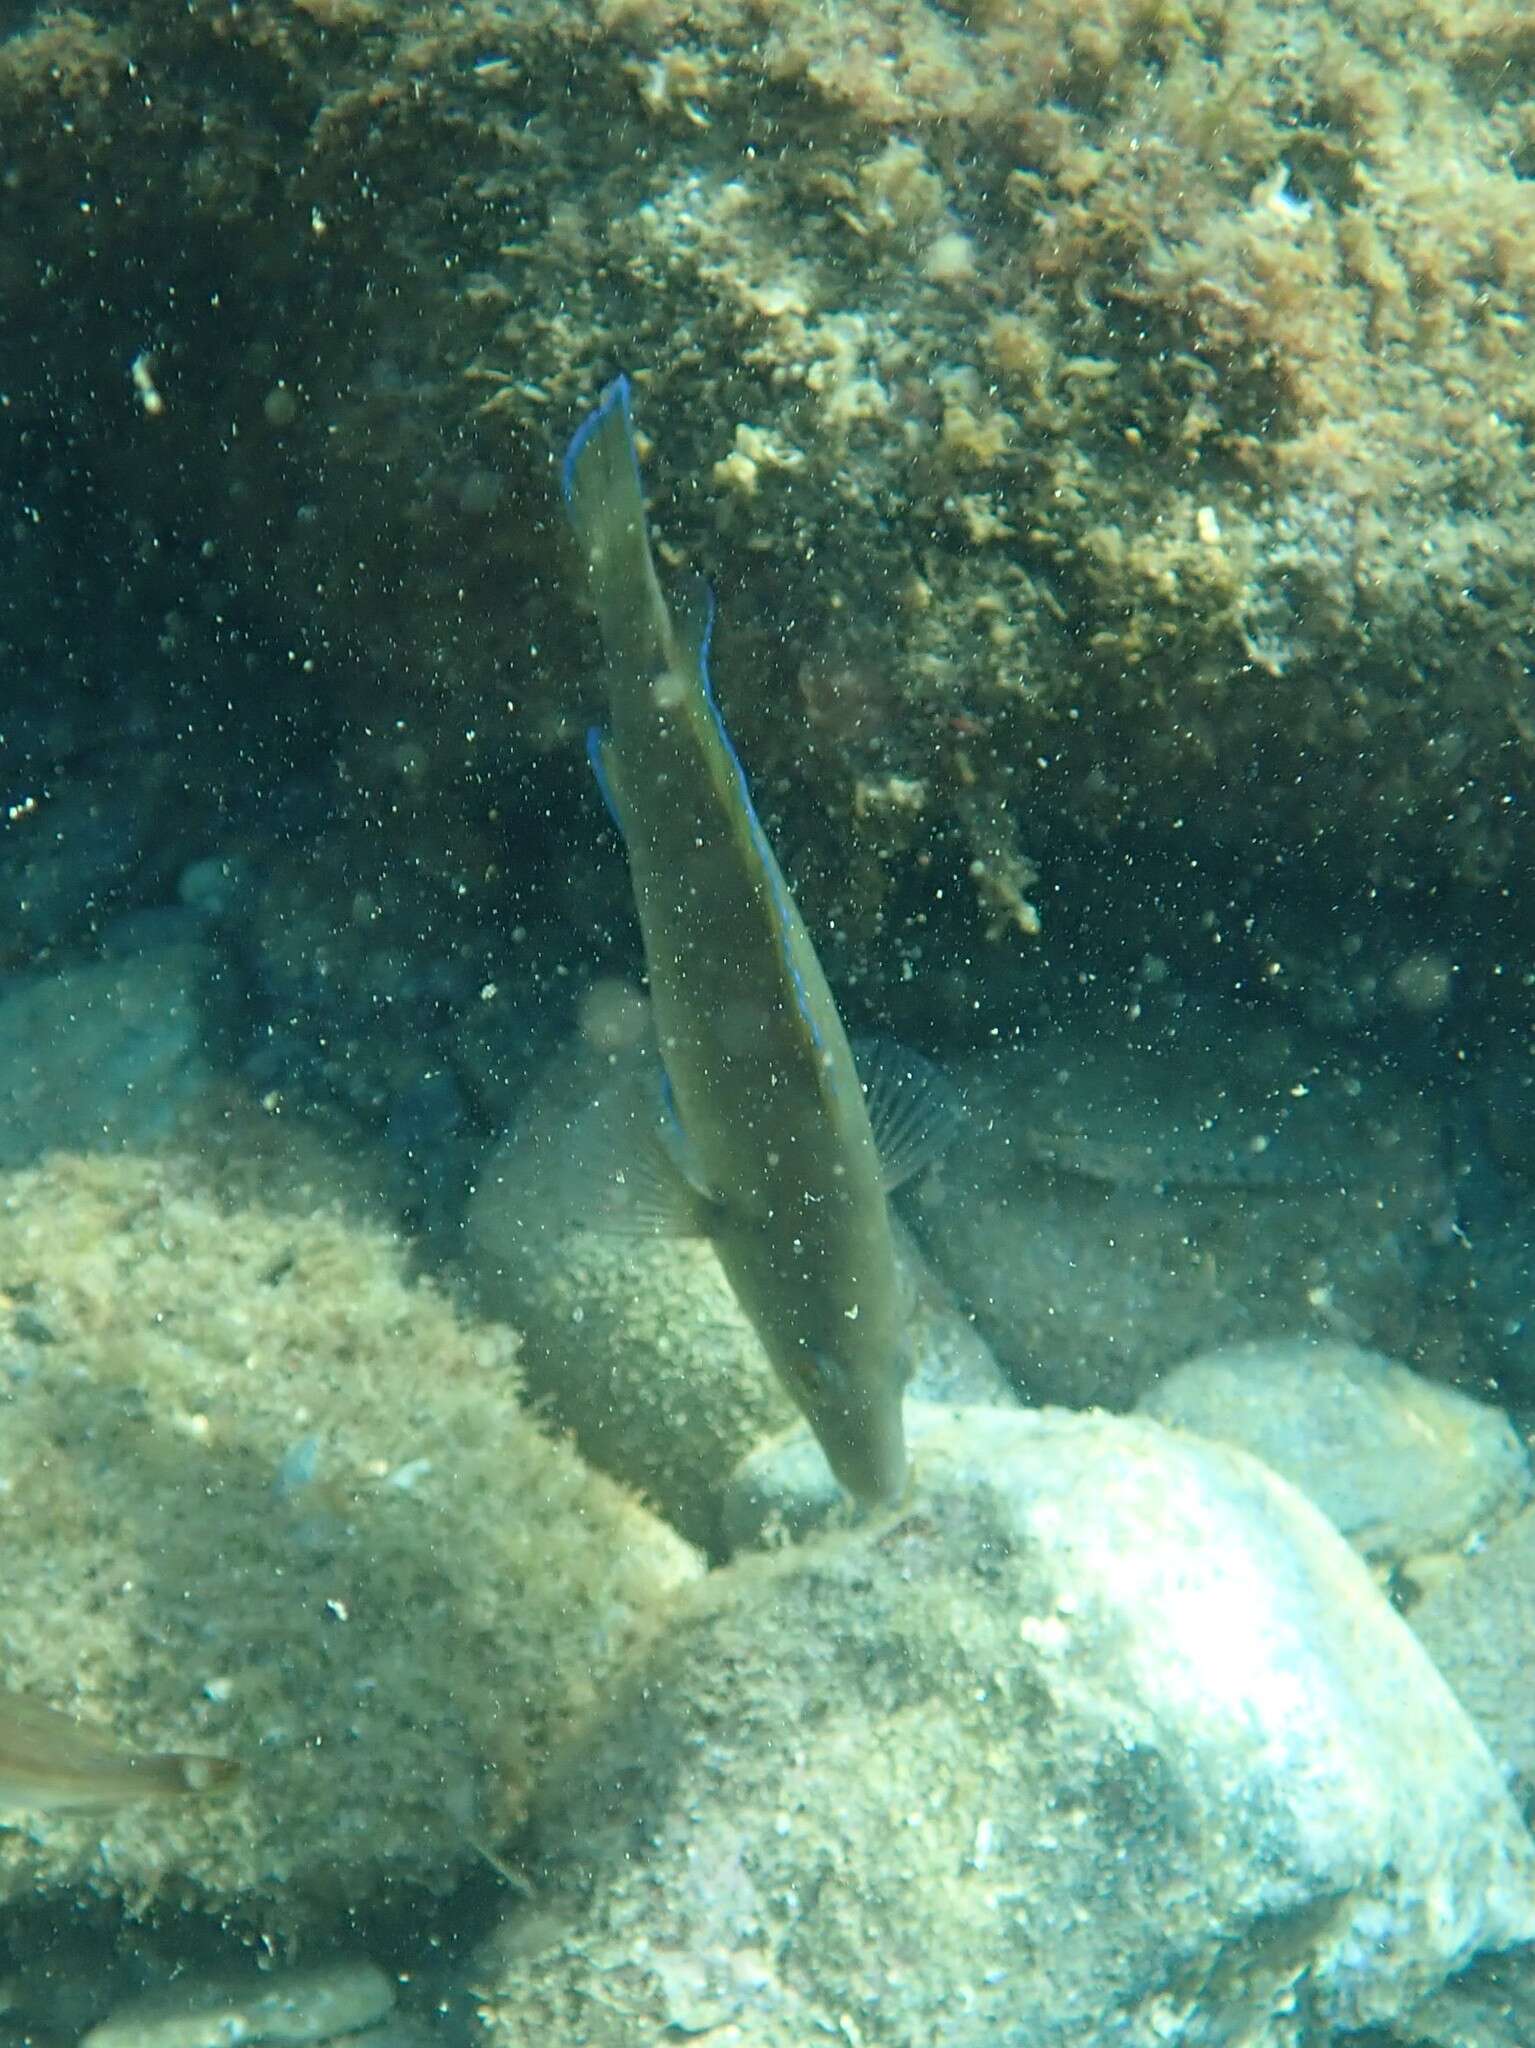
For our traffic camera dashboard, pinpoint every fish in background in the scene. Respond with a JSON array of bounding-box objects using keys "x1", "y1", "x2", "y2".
[
  {"x1": 560, "y1": 375, "x2": 956, "y2": 1504},
  {"x1": 0, "y1": 1688, "x2": 238, "y2": 1815}
]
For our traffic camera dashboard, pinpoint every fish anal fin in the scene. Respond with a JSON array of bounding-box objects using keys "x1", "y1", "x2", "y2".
[{"x1": 853, "y1": 1038, "x2": 963, "y2": 1192}]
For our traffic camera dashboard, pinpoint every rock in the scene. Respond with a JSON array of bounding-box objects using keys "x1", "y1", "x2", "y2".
[
  {"x1": 0, "y1": 1150, "x2": 701, "y2": 1940},
  {"x1": 1369, "y1": 1947, "x2": 1535, "y2": 2048},
  {"x1": 0, "y1": 945, "x2": 213, "y2": 1167},
  {"x1": 722, "y1": 1390, "x2": 998, "y2": 1552},
  {"x1": 901, "y1": 1250, "x2": 1011, "y2": 1406},
  {"x1": 465, "y1": 1037, "x2": 1005, "y2": 1552},
  {"x1": 1137, "y1": 1337, "x2": 1530, "y2": 1568},
  {"x1": 475, "y1": 1406, "x2": 1535, "y2": 2048},
  {"x1": 1409, "y1": 1502, "x2": 1535, "y2": 1817},
  {"x1": 82, "y1": 1960, "x2": 393, "y2": 2048},
  {"x1": 913, "y1": 1007, "x2": 1448, "y2": 1409},
  {"x1": 464, "y1": 1038, "x2": 799, "y2": 1554}
]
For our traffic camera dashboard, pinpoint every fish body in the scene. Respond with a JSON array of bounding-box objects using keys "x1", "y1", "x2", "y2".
[
  {"x1": 0, "y1": 1689, "x2": 238, "y2": 1814},
  {"x1": 561, "y1": 376, "x2": 909, "y2": 1502}
]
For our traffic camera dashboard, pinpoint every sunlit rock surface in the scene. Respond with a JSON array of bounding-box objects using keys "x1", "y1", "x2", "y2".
[
  {"x1": 1139, "y1": 1336, "x2": 1531, "y2": 1571},
  {"x1": 476, "y1": 1407, "x2": 1535, "y2": 2048}
]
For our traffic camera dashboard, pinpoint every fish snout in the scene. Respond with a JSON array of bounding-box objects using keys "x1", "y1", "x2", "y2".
[{"x1": 806, "y1": 1353, "x2": 908, "y2": 1505}]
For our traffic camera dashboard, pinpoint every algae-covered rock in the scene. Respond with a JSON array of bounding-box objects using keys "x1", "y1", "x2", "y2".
[
  {"x1": 465, "y1": 1040, "x2": 800, "y2": 1552},
  {"x1": 1139, "y1": 1337, "x2": 1531, "y2": 1571},
  {"x1": 1370, "y1": 1948, "x2": 1535, "y2": 2048},
  {"x1": 0, "y1": 1149, "x2": 700, "y2": 1937},
  {"x1": 466, "y1": 1036, "x2": 1004, "y2": 1552},
  {"x1": 7, "y1": 0, "x2": 1535, "y2": 1108},
  {"x1": 475, "y1": 1406, "x2": 1535, "y2": 2048}
]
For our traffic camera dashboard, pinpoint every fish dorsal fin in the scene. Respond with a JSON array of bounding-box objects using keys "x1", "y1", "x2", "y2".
[
  {"x1": 673, "y1": 575, "x2": 717, "y2": 680},
  {"x1": 854, "y1": 1039, "x2": 963, "y2": 1191}
]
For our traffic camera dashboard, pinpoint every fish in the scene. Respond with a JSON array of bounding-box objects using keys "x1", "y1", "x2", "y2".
[
  {"x1": 561, "y1": 375, "x2": 955, "y2": 1503},
  {"x1": 0, "y1": 1688, "x2": 239, "y2": 1814}
]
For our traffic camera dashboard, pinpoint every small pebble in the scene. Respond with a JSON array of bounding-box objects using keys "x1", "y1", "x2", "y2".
[{"x1": 82, "y1": 1959, "x2": 394, "y2": 2048}]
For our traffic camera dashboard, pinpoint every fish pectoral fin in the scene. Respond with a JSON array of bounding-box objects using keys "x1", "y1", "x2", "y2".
[
  {"x1": 534, "y1": 1071, "x2": 714, "y2": 1239},
  {"x1": 853, "y1": 1038, "x2": 964, "y2": 1191},
  {"x1": 609, "y1": 1109, "x2": 715, "y2": 1236}
]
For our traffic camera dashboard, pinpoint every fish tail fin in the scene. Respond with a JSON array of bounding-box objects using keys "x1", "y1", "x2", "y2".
[
  {"x1": 562, "y1": 376, "x2": 672, "y2": 669},
  {"x1": 0, "y1": 1688, "x2": 242, "y2": 1810},
  {"x1": 561, "y1": 376, "x2": 641, "y2": 548}
]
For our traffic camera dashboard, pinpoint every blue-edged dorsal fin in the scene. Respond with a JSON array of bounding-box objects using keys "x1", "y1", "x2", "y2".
[
  {"x1": 854, "y1": 1038, "x2": 964, "y2": 1191},
  {"x1": 673, "y1": 575, "x2": 717, "y2": 686}
]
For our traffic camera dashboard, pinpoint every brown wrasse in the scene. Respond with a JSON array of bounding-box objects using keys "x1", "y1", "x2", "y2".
[{"x1": 561, "y1": 378, "x2": 958, "y2": 1502}]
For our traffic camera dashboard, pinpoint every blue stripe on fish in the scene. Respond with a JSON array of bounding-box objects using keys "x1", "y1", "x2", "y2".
[{"x1": 687, "y1": 584, "x2": 827, "y2": 1054}]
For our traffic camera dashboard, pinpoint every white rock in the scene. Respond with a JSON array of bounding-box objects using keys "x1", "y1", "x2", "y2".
[
  {"x1": 477, "y1": 1405, "x2": 1535, "y2": 2048},
  {"x1": 83, "y1": 1961, "x2": 393, "y2": 2048},
  {"x1": 1138, "y1": 1337, "x2": 1530, "y2": 1566}
]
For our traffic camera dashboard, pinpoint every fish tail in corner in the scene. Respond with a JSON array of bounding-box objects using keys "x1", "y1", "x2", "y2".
[
  {"x1": 0, "y1": 1685, "x2": 241, "y2": 1813},
  {"x1": 122, "y1": 1749, "x2": 242, "y2": 1799},
  {"x1": 561, "y1": 375, "x2": 673, "y2": 673}
]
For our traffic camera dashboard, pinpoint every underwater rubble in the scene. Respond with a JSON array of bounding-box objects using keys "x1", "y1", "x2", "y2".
[{"x1": 0, "y1": 984, "x2": 1530, "y2": 2041}]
